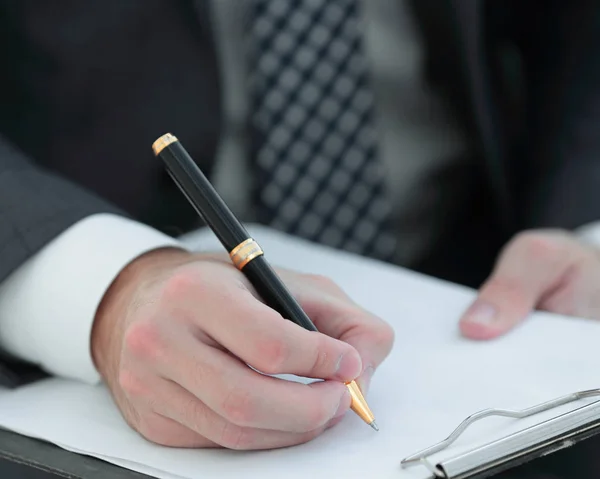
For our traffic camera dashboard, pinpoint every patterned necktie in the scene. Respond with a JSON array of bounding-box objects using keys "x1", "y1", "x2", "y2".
[{"x1": 248, "y1": 0, "x2": 397, "y2": 260}]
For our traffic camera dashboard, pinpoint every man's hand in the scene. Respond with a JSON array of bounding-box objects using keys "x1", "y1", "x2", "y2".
[
  {"x1": 91, "y1": 249, "x2": 393, "y2": 450},
  {"x1": 460, "y1": 229, "x2": 600, "y2": 339}
]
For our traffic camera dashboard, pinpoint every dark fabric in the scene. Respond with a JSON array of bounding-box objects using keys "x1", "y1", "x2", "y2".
[
  {"x1": 514, "y1": 1, "x2": 600, "y2": 231},
  {"x1": 0, "y1": 0, "x2": 223, "y2": 264},
  {"x1": 0, "y1": 0, "x2": 223, "y2": 385},
  {"x1": 0, "y1": 139, "x2": 121, "y2": 283},
  {"x1": 0, "y1": 0, "x2": 598, "y2": 288},
  {"x1": 408, "y1": 0, "x2": 511, "y2": 286},
  {"x1": 407, "y1": 0, "x2": 600, "y2": 287},
  {"x1": 0, "y1": 0, "x2": 596, "y2": 358}
]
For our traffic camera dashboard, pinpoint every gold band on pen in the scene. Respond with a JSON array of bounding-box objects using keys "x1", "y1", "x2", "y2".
[
  {"x1": 229, "y1": 238, "x2": 264, "y2": 270},
  {"x1": 152, "y1": 133, "x2": 179, "y2": 156}
]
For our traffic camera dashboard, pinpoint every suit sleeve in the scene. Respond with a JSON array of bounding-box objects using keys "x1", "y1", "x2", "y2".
[
  {"x1": 517, "y1": 1, "x2": 600, "y2": 229},
  {"x1": 0, "y1": 138, "x2": 184, "y2": 384},
  {"x1": 0, "y1": 138, "x2": 123, "y2": 281}
]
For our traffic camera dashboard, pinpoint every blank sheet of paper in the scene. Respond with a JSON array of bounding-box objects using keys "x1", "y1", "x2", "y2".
[{"x1": 0, "y1": 224, "x2": 599, "y2": 479}]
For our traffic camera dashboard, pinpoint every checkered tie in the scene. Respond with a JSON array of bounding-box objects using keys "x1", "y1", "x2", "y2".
[{"x1": 248, "y1": 0, "x2": 397, "y2": 259}]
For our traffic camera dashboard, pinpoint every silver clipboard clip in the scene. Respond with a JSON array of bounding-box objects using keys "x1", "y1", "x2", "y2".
[{"x1": 400, "y1": 389, "x2": 600, "y2": 479}]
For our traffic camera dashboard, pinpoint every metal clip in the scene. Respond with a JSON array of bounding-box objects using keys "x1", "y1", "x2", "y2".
[{"x1": 401, "y1": 389, "x2": 600, "y2": 476}]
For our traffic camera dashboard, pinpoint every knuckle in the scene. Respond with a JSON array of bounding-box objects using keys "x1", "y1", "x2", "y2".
[
  {"x1": 309, "y1": 337, "x2": 331, "y2": 375},
  {"x1": 181, "y1": 398, "x2": 208, "y2": 431},
  {"x1": 484, "y1": 274, "x2": 519, "y2": 295},
  {"x1": 118, "y1": 369, "x2": 149, "y2": 398},
  {"x1": 253, "y1": 336, "x2": 290, "y2": 374},
  {"x1": 220, "y1": 387, "x2": 258, "y2": 426},
  {"x1": 161, "y1": 268, "x2": 203, "y2": 302},
  {"x1": 123, "y1": 320, "x2": 164, "y2": 361},
  {"x1": 189, "y1": 357, "x2": 213, "y2": 393},
  {"x1": 483, "y1": 275, "x2": 529, "y2": 303},
  {"x1": 510, "y1": 230, "x2": 563, "y2": 261},
  {"x1": 218, "y1": 422, "x2": 253, "y2": 450},
  {"x1": 304, "y1": 273, "x2": 339, "y2": 292}
]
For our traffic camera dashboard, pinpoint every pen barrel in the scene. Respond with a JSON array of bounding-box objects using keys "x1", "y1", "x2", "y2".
[
  {"x1": 153, "y1": 134, "x2": 376, "y2": 429},
  {"x1": 157, "y1": 141, "x2": 250, "y2": 251},
  {"x1": 243, "y1": 256, "x2": 318, "y2": 332},
  {"x1": 154, "y1": 135, "x2": 317, "y2": 332}
]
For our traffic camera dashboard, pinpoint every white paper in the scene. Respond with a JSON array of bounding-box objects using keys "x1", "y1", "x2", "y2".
[{"x1": 0, "y1": 224, "x2": 599, "y2": 479}]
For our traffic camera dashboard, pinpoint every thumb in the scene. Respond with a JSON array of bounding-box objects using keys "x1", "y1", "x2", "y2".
[{"x1": 459, "y1": 231, "x2": 577, "y2": 340}]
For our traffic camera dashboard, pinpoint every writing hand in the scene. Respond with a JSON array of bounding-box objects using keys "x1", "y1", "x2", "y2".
[{"x1": 91, "y1": 249, "x2": 393, "y2": 449}]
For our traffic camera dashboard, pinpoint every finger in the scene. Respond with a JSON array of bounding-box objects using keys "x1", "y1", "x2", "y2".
[
  {"x1": 152, "y1": 378, "x2": 340, "y2": 450},
  {"x1": 146, "y1": 328, "x2": 352, "y2": 433},
  {"x1": 157, "y1": 261, "x2": 363, "y2": 381},
  {"x1": 198, "y1": 285, "x2": 362, "y2": 381},
  {"x1": 137, "y1": 413, "x2": 217, "y2": 448},
  {"x1": 538, "y1": 258, "x2": 600, "y2": 320},
  {"x1": 115, "y1": 368, "x2": 216, "y2": 448},
  {"x1": 460, "y1": 231, "x2": 585, "y2": 339},
  {"x1": 287, "y1": 274, "x2": 395, "y2": 383}
]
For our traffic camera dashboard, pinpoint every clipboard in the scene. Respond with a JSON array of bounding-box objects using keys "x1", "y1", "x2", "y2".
[{"x1": 400, "y1": 389, "x2": 600, "y2": 478}]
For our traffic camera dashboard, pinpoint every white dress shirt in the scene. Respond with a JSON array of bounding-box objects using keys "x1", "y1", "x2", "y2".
[
  {"x1": 0, "y1": 215, "x2": 182, "y2": 383},
  {"x1": 1, "y1": 0, "x2": 599, "y2": 385}
]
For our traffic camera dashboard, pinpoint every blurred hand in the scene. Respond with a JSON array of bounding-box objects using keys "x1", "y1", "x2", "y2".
[
  {"x1": 460, "y1": 229, "x2": 600, "y2": 339},
  {"x1": 91, "y1": 249, "x2": 393, "y2": 450}
]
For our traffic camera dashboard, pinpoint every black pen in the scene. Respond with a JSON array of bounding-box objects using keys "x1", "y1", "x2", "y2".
[{"x1": 152, "y1": 133, "x2": 377, "y2": 430}]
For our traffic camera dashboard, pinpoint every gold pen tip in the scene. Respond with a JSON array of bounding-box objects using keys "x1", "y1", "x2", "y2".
[
  {"x1": 369, "y1": 421, "x2": 379, "y2": 431},
  {"x1": 347, "y1": 380, "x2": 376, "y2": 427},
  {"x1": 152, "y1": 133, "x2": 178, "y2": 156}
]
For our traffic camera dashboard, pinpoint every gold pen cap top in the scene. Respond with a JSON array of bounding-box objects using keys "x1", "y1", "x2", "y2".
[{"x1": 152, "y1": 133, "x2": 178, "y2": 156}]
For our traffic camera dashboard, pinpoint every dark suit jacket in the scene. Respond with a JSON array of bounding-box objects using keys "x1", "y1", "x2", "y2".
[{"x1": 0, "y1": 1, "x2": 599, "y2": 379}]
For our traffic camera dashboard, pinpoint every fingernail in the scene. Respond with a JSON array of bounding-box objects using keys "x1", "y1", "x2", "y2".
[
  {"x1": 335, "y1": 350, "x2": 362, "y2": 380},
  {"x1": 333, "y1": 389, "x2": 351, "y2": 419},
  {"x1": 463, "y1": 300, "x2": 497, "y2": 325},
  {"x1": 358, "y1": 366, "x2": 375, "y2": 395}
]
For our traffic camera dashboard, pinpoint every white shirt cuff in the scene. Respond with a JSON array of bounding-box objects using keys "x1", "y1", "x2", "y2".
[
  {"x1": 575, "y1": 221, "x2": 600, "y2": 248},
  {"x1": 0, "y1": 213, "x2": 185, "y2": 384}
]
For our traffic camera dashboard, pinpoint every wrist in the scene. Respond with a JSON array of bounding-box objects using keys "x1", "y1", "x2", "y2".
[{"x1": 91, "y1": 247, "x2": 191, "y2": 379}]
